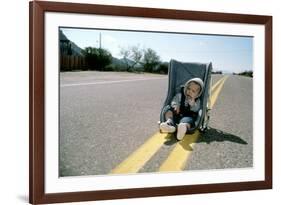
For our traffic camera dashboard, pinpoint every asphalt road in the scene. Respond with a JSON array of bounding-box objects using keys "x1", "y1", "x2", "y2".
[{"x1": 59, "y1": 71, "x2": 253, "y2": 176}]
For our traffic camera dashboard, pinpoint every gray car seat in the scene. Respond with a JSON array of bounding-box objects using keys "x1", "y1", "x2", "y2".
[{"x1": 160, "y1": 59, "x2": 212, "y2": 133}]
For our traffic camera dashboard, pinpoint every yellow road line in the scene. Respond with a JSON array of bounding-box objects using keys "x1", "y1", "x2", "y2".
[
  {"x1": 158, "y1": 76, "x2": 228, "y2": 172},
  {"x1": 210, "y1": 76, "x2": 228, "y2": 109},
  {"x1": 159, "y1": 130, "x2": 200, "y2": 172},
  {"x1": 110, "y1": 132, "x2": 172, "y2": 174},
  {"x1": 211, "y1": 76, "x2": 228, "y2": 92}
]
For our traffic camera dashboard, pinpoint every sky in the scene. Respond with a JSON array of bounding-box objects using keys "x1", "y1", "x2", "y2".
[{"x1": 60, "y1": 27, "x2": 253, "y2": 73}]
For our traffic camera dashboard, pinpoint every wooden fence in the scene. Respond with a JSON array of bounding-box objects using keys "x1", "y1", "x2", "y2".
[{"x1": 60, "y1": 55, "x2": 87, "y2": 71}]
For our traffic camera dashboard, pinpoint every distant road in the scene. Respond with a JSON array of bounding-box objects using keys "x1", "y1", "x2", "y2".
[{"x1": 59, "y1": 71, "x2": 252, "y2": 176}]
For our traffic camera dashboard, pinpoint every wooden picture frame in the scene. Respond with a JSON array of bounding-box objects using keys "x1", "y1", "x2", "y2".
[{"x1": 29, "y1": 1, "x2": 272, "y2": 204}]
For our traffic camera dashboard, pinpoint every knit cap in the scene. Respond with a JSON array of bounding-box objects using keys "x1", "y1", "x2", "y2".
[{"x1": 183, "y1": 78, "x2": 204, "y2": 98}]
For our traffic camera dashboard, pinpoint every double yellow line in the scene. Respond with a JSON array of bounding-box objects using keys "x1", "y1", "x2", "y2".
[
  {"x1": 110, "y1": 75, "x2": 228, "y2": 174},
  {"x1": 110, "y1": 132, "x2": 172, "y2": 173}
]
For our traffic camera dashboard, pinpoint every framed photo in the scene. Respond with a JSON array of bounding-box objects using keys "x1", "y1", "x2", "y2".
[{"x1": 29, "y1": 1, "x2": 272, "y2": 204}]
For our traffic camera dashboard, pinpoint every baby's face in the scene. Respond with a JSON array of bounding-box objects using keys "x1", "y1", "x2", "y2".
[{"x1": 185, "y1": 82, "x2": 201, "y2": 99}]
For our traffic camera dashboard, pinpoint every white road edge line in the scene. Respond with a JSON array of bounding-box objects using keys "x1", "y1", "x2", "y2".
[{"x1": 61, "y1": 77, "x2": 167, "y2": 87}]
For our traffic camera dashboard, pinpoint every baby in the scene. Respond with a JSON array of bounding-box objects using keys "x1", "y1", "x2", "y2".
[{"x1": 160, "y1": 78, "x2": 204, "y2": 140}]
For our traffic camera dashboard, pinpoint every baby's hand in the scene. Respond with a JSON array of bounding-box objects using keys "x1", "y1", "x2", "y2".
[
  {"x1": 188, "y1": 98, "x2": 195, "y2": 106},
  {"x1": 174, "y1": 105, "x2": 180, "y2": 114}
]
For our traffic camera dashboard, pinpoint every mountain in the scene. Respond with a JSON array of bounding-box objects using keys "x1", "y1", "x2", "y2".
[
  {"x1": 112, "y1": 57, "x2": 136, "y2": 66},
  {"x1": 59, "y1": 30, "x2": 83, "y2": 56}
]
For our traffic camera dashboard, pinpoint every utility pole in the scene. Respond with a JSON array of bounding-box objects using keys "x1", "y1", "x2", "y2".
[{"x1": 99, "y1": 32, "x2": 101, "y2": 49}]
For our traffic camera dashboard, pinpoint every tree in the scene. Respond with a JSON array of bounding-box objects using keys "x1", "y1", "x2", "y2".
[
  {"x1": 130, "y1": 45, "x2": 143, "y2": 70},
  {"x1": 97, "y1": 48, "x2": 113, "y2": 71},
  {"x1": 82, "y1": 47, "x2": 112, "y2": 71},
  {"x1": 120, "y1": 47, "x2": 132, "y2": 71},
  {"x1": 238, "y1": 70, "x2": 253, "y2": 77},
  {"x1": 142, "y1": 48, "x2": 160, "y2": 73},
  {"x1": 119, "y1": 45, "x2": 143, "y2": 72},
  {"x1": 157, "y1": 62, "x2": 169, "y2": 74}
]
